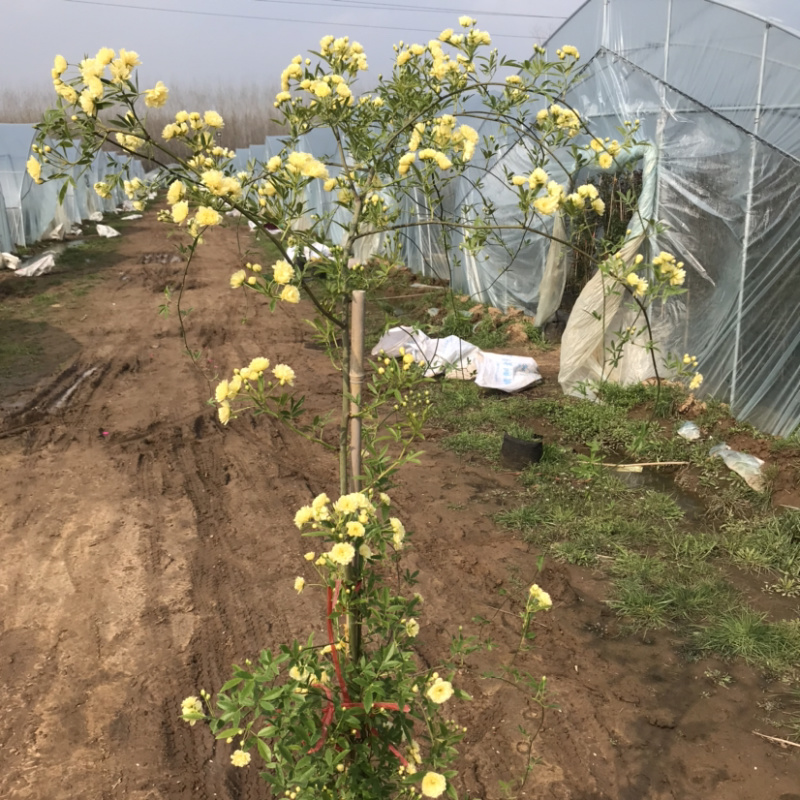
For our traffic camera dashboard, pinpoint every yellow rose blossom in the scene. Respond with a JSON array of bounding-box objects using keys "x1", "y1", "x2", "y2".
[
  {"x1": 218, "y1": 400, "x2": 231, "y2": 425},
  {"x1": 79, "y1": 91, "x2": 95, "y2": 116},
  {"x1": 144, "y1": 80, "x2": 169, "y2": 108},
  {"x1": 329, "y1": 542, "x2": 356, "y2": 566},
  {"x1": 421, "y1": 772, "x2": 447, "y2": 798},
  {"x1": 304, "y1": 551, "x2": 315, "y2": 561},
  {"x1": 230, "y1": 270, "x2": 247, "y2": 288},
  {"x1": 390, "y1": 517, "x2": 405, "y2": 548},
  {"x1": 534, "y1": 195, "x2": 560, "y2": 216},
  {"x1": 195, "y1": 206, "x2": 221, "y2": 227},
  {"x1": 171, "y1": 201, "x2": 189, "y2": 224},
  {"x1": 272, "y1": 364, "x2": 295, "y2": 386},
  {"x1": 280, "y1": 285, "x2": 300, "y2": 304},
  {"x1": 294, "y1": 576, "x2": 305, "y2": 593},
  {"x1": 312, "y1": 81, "x2": 332, "y2": 98},
  {"x1": 26, "y1": 156, "x2": 42, "y2": 184},
  {"x1": 230, "y1": 750, "x2": 251, "y2": 768},
  {"x1": 592, "y1": 198, "x2": 606, "y2": 215},
  {"x1": 180, "y1": 695, "x2": 203, "y2": 725},
  {"x1": 398, "y1": 152, "x2": 416, "y2": 177},
  {"x1": 85, "y1": 76, "x2": 103, "y2": 100},
  {"x1": 598, "y1": 152, "x2": 613, "y2": 169},
  {"x1": 439, "y1": 28, "x2": 454, "y2": 41},
  {"x1": 204, "y1": 110, "x2": 224, "y2": 128},
  {"x1": 358, "y1": 543, "x2": 373, "y2": 560},
  {"x1": 118, "y1": 48, "x2": 140, "y2": 68},
  {"x1": 528, "y1": 584, "x2": 553, "y2": 609},
  {"x1": 689, "y1": 373, "x2": 704, "y2": 391},
  {"x1": 94, "y1": 181, "x2": 110, "y2": 198},
  {"x1": 405, "y1": 618, "x2": 420, "y2": 637},
  {"x1": 511, "y1": 175, "x2": 526, "y2": 187},
  {"x1": 561, "y1": 45, "x2": 580, "y2": 59},
  {"x1": 295, "y1": 507, "x2": 314, "y2": 528},
  {"x1": 346, "y1": 521, "x2": 365, "y2": 538},
  {"x1": 162, "y1": 123, "x2": 179, "y2": 140},
  {"x1": 426, "y1": 678, "x2": 454, "y2": 704},
  {"x1": 248, "y1": 357, "x2": 270, "y2": 374},
  {"x1": 397, "y1": 50, "x2": 412, "y2": 67},
  {"x1": 459, "y1": 15, "x2": 475, "y2": 26},
  {"x1": 166, "y1": 180, "x2": 185, "y2": 205},
  {"x1": 214, "y1": 380, "x2": 229, "y2": 403},
  {"x1": 53, "y1": 54, "x2": 68, "y2": 76}
]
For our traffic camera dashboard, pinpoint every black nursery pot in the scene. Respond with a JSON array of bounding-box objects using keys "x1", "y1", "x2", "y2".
[{"x1": 501, "y1": 433, "x2": 543, "y2": 470}]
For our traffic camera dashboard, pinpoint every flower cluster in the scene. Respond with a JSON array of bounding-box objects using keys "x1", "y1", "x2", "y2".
[
  {"x1": 652, "y1": 250, "x2": 686, "y2": 287},
  {"x1": 214, "y1": 357, "x2": 296, "y2": 424},
  {"x1": 180, "y1": 695, "x2": 204, "y2": 726},
  {"x1": 229, "y1": 260, "x2": 302, "y2": 305},
  {"x1": 528, "y1": 584, "x2": 553, "y2": 611},
  {"x1": 589, "y1": 136, "x2": 621, "y2": 170},
  {"x1": 293, "y1": 490, "x2": 405, "y2": 568},
  {"x1": 536, "y1": 103, "x2": 581, "y2": 138}
]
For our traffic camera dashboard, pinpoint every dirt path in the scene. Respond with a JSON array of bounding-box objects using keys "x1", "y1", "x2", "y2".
[{"x1": 0, "y1": 215, "x2": 797, "y2": 800}]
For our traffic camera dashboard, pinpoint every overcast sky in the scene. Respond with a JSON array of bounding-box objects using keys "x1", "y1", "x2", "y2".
[{"x1": 5, "y1": 0, "x2": 586, "y2": 93}]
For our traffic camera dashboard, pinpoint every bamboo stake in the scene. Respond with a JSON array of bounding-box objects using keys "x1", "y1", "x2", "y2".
[
  {"x1": 349, "y1": 290, "x2": 366, "y2": 493},
  {"x1": 345, "y1": 289, "x2": 366, "y2": 663},
  {"x1": 752, "y1": 731, "x2": 800, "y2": 748}
]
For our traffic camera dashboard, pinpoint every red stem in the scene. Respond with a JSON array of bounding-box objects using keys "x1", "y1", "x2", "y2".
[{"x1": 327, "y1": 585, "x2": 351, "y2": 704}]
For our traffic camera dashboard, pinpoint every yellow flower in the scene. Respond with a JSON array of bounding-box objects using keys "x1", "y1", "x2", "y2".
[
  {"x1": 195, "y1": 206, "x2": 221, "y2": 227},
  {"x1": 166, "y1": 180, "x2": 185, "y2": 205},
  {"x1": 248, "y1": 357, "x2": 270, "y2": 374},
  {"x1": 346, "y1": 521, "x2": 365, "y2": 538},
  {"x1": 426, "y1": 678, "x2": 454, "y2": 704},
  {"x1": 598, "y1": 152, "x2": 613, "y2": 169},
  {"x1": 118, "y1": 48, "x2": 140, "y2": 68},
  {"x1": 529, "y1": 167, "x2": 548, "y2": 188},
  {"x1": 459, "y1": 15, "x2": 475, "y2": 26},
  {"x1": 405, "y1": 618, "x2": 420, "y2": 637},
  {"x1": 53, "y1": 54, "x2": 68, "y2": 76},
  {"x1": 79, "y1": 91, "x2": 95, "y2": 116},
  {"x1": 230, "y1": 750, "x2": 251, "y2": 768},
  {"x1": 272, "y1": 364, "x2": 295, "y2": 386},
  {"x1": 204, "y1": 110, "x2": 224, "y2": 128},
  {"x1": 294, "y1": 576, "x2": 305, "y2": 593},
  {"x1": 272, "y1": 259, "x2": 294, "y2": 285},
  {"x1": 214, "y1": 380, "x2": 229, "y2": 403},
  {"x1": 421, "y1": 771, "x2": 447, "y2": 798},
  {"x1": 533, "y1": 195, "x2": 560, "y2": 216},
  {"x1": 528, "y1": 584, "x2": 553, "y2": 609},
  {"x1": 689, "y1": 373, "x2": 703, "y2": 391},
  {"x1": 358, "y1": 543, "x2": 373, "y2": 560},
  {"x1": 397, "y1": 50, "x2": 412, "y2": 67},
  {"x1": 312, "y1": 493, "x2": 330, "y2": 520},
  {"x1": 511, "y1": 175, "x2": 526, "y2": 187},
  {"x1": 230, "y1": 270, "x2": 247, "y2": 288},
  {"x1": 438, "y1": 28, "x2": 454, "y2": 41},
  {"x1": 144, "y1": 80, "x2": 169, "y2": 108},
  {"x1": 26, "y1": 157, "x2": 42, "y2": 184},
  {"x1": 94, "y1": 181, "x2": 110, "y2": 198},
  {"x1": 390, "y1": 517, "x2": 405, "y2": 548},
  {"x1": 304, "y1": 551, "x2": 315, "y2": 561},
  {"x1": 592, "y1": 198, "x2": 606, "y2": 215},
  {"x1": 295, "y1": 506, "x2": 314, "y2": 528},
  {"x1": 218, "y1": 400, "x2": 231, "y2": 425},
  {"x1": 280, "y1": 285, "x2": 300, "y2": 304},
  {"x1": 560, "y1": 45, "x2": 580, "y2": 59},
  {"x1": 180, "y1": 695, "x2": 203, "y2": 725},
  {"x1": 329, "y1": 542, "x2": 356, "y2": 566},
  {"x1": 171, "y1": 201, "x2": 189, "y2": 224}
]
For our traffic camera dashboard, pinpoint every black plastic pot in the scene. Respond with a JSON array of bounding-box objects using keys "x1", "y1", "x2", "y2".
[{"x1": 501, "y1": 433, "x2": 543, "y2": 470}]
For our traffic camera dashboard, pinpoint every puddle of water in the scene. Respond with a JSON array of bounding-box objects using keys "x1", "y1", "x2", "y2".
[{"x1": 610, "y1": 465, "x2": 706, "y2": 520}]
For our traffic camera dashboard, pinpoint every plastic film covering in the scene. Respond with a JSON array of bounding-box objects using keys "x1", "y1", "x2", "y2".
[
  {"x1": 557, "y1": 49, "x2": 800, "y2": 436},
  {"x1": 546, "y1": 0, "x2": 800, "y2": 161},
  {"x1": 0, "y1": 186, "x2": 12, "y2": 252}
]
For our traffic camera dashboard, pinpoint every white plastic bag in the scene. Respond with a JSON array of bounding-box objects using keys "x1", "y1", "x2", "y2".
[
  {"x1": 709, "y1": 443, "x2": 765, "y2": 492},
  {"x1": 96, "y1": 224, "x2": 120, "y2": 238},
  {"x1": 371, "y1": 326, "x2": 541, "y2": 392}
]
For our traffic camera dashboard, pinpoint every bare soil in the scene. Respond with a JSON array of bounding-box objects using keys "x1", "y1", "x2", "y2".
[{"x1": 1, "y1": 214, "x2": 798, "y2": 800}]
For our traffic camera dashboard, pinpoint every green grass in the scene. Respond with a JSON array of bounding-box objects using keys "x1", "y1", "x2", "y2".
[{"x1": 423, "y1": 367, "x2": 800, "y2": 681}]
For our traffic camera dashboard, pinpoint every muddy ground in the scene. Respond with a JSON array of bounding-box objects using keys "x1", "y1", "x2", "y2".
[{"x1": 0, "y1": 214, "x2": 798, "y2": 800}]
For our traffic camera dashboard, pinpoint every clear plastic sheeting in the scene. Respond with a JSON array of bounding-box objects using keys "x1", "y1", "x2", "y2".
[
  {"x1": 552, "y1": 43, "x2": 800, "y2": 436},
  {"x1": 547, "y1": 0, "x2": 800, "y2": 162},
  {"x1": 0, "y1": 124, "x2": 145, "y2": 251}
]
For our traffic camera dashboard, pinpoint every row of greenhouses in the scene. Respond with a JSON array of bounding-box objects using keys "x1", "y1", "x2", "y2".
[
  {"x1": 0, "y1": 123, "x2": 145, "y2": 253},
  {"x1": 260, "y1": 0, "x2": 800, "y2": 439}
]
